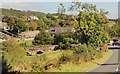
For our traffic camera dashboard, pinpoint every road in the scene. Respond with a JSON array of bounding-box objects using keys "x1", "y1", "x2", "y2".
[{"x1": 90, "y1": 48, "x2": 119, "y2": 73}]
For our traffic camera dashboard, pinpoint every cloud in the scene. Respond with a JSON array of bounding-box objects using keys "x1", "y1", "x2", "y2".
[{"x1": 2, "y1": 2, "x2": 32, "y2": 8}]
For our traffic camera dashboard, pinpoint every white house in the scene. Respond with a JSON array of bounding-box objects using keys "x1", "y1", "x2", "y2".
[{"x1": 28, "y1": 16, "x2": 39, "y2": 20}]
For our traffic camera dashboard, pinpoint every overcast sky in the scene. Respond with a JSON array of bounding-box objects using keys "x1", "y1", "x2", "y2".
[{"x1": 1, "y1": 0, "x2": 119, "y2": 19}]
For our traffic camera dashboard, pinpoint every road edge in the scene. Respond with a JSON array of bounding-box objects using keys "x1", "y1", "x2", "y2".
[{"x1": 87, "y1": 50, "x2": 113, "y2": 72}]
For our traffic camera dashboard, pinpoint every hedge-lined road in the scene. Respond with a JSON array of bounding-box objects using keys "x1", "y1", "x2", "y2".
[{"x1": 90, "y1": 49, "x2": 119, "y2": 72}]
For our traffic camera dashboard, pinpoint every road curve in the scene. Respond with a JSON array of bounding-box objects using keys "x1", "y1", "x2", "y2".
[{"x1": 90, "y1": 49, "x2": 119, "y2": 72}]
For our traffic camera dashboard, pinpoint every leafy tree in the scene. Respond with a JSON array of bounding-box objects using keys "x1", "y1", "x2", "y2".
[
  {"x1": 69, "y1": 2, "x2": 110, "y2": 47},
  {"x1": 58, "y1": 3, "x2": 66, "y2": 19},
  {"x1": 2, "y1": 16, "x2": 9, "y2": 23},
  {"x1": 7, "y1": 16, "x2": 16, "y2": 30},
  {"x1": 13, "y1": 18, "x2": 28, "y2": 32},
  {"x1": 36, "y1": 19, "x2": 48, "y2": 30},
  {"x1": 33, "y1": 30, "x2": 54, "y2": 45},
  {"x1": 54, "y1": 32, "x2": 75, "y2": 44},
  {"x1": 28, "y1": 21, "x2": 38, "y2": 31}
]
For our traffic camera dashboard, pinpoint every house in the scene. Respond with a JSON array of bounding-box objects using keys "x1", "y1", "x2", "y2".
[
  {"x1": 27, "y1": 16, "x2": 39, "y2": 20},
  {"x1": 49, "y1": 26, "x2": 75, "y2": 35},
  {"x1": 0, "y1": 22, "x2": 10, "y2": 31}
]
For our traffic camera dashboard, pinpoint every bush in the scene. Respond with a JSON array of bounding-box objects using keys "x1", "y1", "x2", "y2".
[
  {"x1": 73, "y1": 44, "x2": 88, "y2": 55},
  {"x1": 57, "y1": 42, "x2": 72, "y2": 50},
  {"x1": 72, "y1": 54, "x2": 84, "y2": 64},
  {"x1": 72, "y1": 44, "x2": 103, "y2": 63},
  {"x1": 44, "y1": 59, "x2": 60, "y2": 70},
  {"x1": 58, "y1": 42, "x2": 64, "y2": 49},
  {"x1": 95, "y1": 51, "x2": 103, "y2": 59},
  {"x1": 59, "y1": 54, "x2": 71, "y2": 64},
  {"x1": 33, "y1": 30, "x2": 54, "y2": 45},
  {"x1": 63, "y1": 38, "x2": 74, "y2": 44},
  {"x1": 63, "y1": 42, "x2": 71, "y2": 49},
  {"x1": 54, "y1": 32, "x2": 75, "y2": 45}
]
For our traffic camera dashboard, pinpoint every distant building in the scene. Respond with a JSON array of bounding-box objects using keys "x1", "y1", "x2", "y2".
[
  {"x1": 27, "y1": 16, "x2": 39, "y2": 20},
  {"x1": 0, "y1": 22, "x2": 10, "y2": 31},
  {"x1": 49, "y1": 26, "x2": 75, "y2": 35}
]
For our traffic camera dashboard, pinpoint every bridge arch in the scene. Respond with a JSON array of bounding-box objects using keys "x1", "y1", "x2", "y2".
[{"x1": 36, "y1": 51, "x2": 43, "y2": 54}]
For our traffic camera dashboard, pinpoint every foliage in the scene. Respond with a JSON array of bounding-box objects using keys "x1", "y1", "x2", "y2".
[
  {"x1": 58, "y1": 3, "x2": 66, "y2": 19},
  {"x1": 69, "y1": 2, "x2": 110, "y2": 47},
  {"x1": 54, "y1": 32, "x2": 75, "y2": 44},
  {"x1": 2, "y1": 15, "x2": 9, "y2": 22},
  {"x1": 2, "y1": 39, "x2": 29, "y2": 72},
  {"x1": 33, "y1": 30, "x2": 54, "y2": 45},
  {"x1": 1, "y1": 2, "x2": 115, "y2": 72},
  {"x1": 73, "y1": 44, "x2": 103, "y2": 63},
  {"x1": 57, "y1": 42, "x2": 72, "y2": 50},
  {"x1": 6, "y1": 16, "x2": 28, "y2": 32},
  {"x1": 105, "y1": 23, "x2": 120, "y2": 37},
  {"x1": 28, "y1": 21, "x2": 38, "y2": 31},
  {"x1": 2, "y1": 39, "x2": 19, "y2": 52},
  {"x1": 13, "y1": 18, "x2": 28, "y2": 32},
  {"x1": 36, "y1": 19, "x2": 48, "y2": 30},
  {"x1": 59, "y1": 54, "x2": 71, "y2": 64}
]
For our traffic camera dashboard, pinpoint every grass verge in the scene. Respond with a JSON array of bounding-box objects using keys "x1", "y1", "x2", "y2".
[{"x1": 48, "y1": 50, "x2": 113, "y2": 72}]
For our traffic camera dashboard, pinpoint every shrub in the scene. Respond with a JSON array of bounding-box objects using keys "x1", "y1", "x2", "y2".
[
  {"x1": 44, "y1": 59, "x2": 60, "y2": 70},
  {"x1": 72, "y1": 44, "x2": 103, "y2": 63},
  {"x1": 33, "y1": 30, "x2": 54, "y2": 45},
  {"x1": 58, "y1": 42, "x2": 64, "y2": 49},
  {"x1": 59, "y1": 54, "x2": 71, "y2": 64},
  {"x1": 63, "y1": 38, "x2": 74, "y2": 44},
  {"x1": 63, "y1": 42, "x2": 72, "y2": 50},
  {"x1": 57, "y1": 42, "x2": 72, "y2": 50},
  {"x1": 54, "y1": 32, "x2": 75, "y2": 45},
  {"x1": 72, "y1": 54, "x2": 84, "y2": 64},
  {"x1": 73, "y1": 44, "x2": 88, "y2": 55},
  {"x1": 95, "y1": 51, "x2": 103, "y2": 59}
]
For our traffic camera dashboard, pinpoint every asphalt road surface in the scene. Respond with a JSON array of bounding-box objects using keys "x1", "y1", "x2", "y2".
[{"x1": 90, "y1": 48, "x2": 119, "y2": 73}]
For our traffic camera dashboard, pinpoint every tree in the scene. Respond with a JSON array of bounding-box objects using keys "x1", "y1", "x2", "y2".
[
  {"x1": 36, "y1": 19, "x2": 48, "y2": 31},
  {"x1": 2, "y1": 16, "x2": 9, "y2": 23},
  {"x1": 7, "y1": 16, "x2": 16, "y2": 30},
  {"x1": 13, "y1": 18, "x2": 28, "y2": 32},
  {"x1": 69, "y1": 2, "x2": 110, "y2": 47},
  {"x1": 33, "y1": 30, "x2": 54, "y2": 45},
  {"x1": 54, "y1": 32, "x2": 75, "y2": 44},
  {"x1": 58, "y1": 3, "x2": 66, "y2": 19},
  {"x1": 28, "y1": 21, "x2": 38, "y2": 31}
]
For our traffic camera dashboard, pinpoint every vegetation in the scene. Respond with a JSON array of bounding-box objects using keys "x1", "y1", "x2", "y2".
[
  {"x1": 2, "y1": 40, "x2": 111, "y2": 73},
  {"x1": 1, "y1": 1, "x2": 119, "y2": 73},
  {"x1": 32, "y1": 30, "x2": 54, "y2": 45}
]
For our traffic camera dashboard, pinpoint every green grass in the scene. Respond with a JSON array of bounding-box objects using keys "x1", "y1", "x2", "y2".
[
  {"x1": 3, "y1": 42, "x2": 112, "y2": 72},
  {"x1": 47, "y1": 50, "x2": 112, "y2": 72}
]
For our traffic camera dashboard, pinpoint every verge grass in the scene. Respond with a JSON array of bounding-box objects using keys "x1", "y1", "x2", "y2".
[{"x1": 47, "y1": 50, "x2": 112, "y2": 72}]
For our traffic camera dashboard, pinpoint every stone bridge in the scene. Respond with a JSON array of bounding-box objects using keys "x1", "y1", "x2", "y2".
[{"x1": 26, "y1": 45, "x2": 58, "y2": 55}]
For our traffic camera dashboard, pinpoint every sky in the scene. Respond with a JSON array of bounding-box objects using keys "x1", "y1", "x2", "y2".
[{"x1": 1, "y1": 0, "x2": 119, "y2": 19}]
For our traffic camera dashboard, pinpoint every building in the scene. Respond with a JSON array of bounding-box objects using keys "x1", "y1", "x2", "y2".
[
  {"x1": 49, "y1": 26, "x2": 75, "y2": 35},
  {"x1": 27, "y1": 16, "x2": 39, "y2": 20}
]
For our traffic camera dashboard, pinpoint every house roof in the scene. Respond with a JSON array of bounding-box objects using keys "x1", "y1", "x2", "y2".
[{"x1": 49, "y1": 26, "x2": 74, "y2": 34}]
